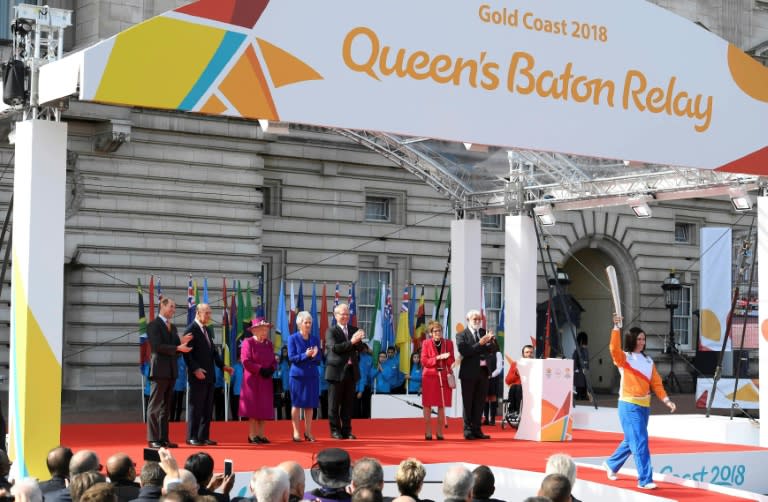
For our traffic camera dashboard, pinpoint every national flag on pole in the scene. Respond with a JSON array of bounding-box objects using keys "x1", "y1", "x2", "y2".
[
  {"x1": 414, "y1": 286, "x2": 426, "y2": 352},
  {"x1": 222, "y1": 278, "x2": 231, "y2": 382},
  {"x1": 289, "y1": 281, "x2": 297, "y2": 334},
  {"x1": 194, "y1": 280, "x2": 200, "y2": 307},
  {"x1": 138, "y1": 280, "x2": 150, "y2": 373},
  {"x1": 320, "y1": 283, "x2": 329, "y2": 350},
  {"x1": 395, "y1": 287, "x2": 411, "y2": 373},
  {"x1": 371, "y1": 282, "x2": 385, "y2": 361},
  {"x1": 148, "y1": 276, "x2": 155, "y2": 322},
  {"x1": 297, "y1": 280, "x2": 305, "y2": 313},
  {"x1": 432, "y1": 286, "x2": 439, "y2": 321},
  {"x1": 496, "y1": 299, "x2": 505, "y2": 352},
  {"x1": 156, "y1": 278, "x2": 163, "y2": 318},
  {"x1": 245, "y1": 282, "x2": 254, "y2": 325},
  {"x1": 202, "y1": 278, "x2": 209, "y2": 304},
  {"x1": 310, "y1": 282, "x2": 319, "y2": 341},
  {"x1": 187, "y1": 276, "x2": 196, "y2": 325},
  {"x1": 255, "y1": 274, "x2": 265, "y2": 319},
  {"x1": 408, "y1": 284, "x2": 416, "y2": 340},
  {"x1": 481, "y1": 283, "x2": 487, "y2": 329},
  {"x1": 229, "y1": 291, "x2": 238, "y2": 363},
  {"x1": 384, "y1": 286, "x2": 395, "y2": 351},
  {"x1": 331, "y1": 282, "x2": 340, "y2": 326},
  {"x1": 275, "y1": 279, "x2": 289, "y2": 351},
  {"x1": 236, "y1": 281, "x2": 245, "y2": 343},
  {"x1": 442, "y1": 286, "x2": 451, "y2": 339},
  {"x1": 349, "y1": 282, "x2": 358, "y2": 328}
]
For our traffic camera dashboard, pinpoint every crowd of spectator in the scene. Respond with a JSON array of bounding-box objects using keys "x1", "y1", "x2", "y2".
[{"x1": 0, "y1": 446, "x2": 581, "y2": 502}]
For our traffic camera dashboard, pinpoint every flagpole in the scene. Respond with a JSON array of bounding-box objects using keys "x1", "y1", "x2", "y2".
[
  {"x1": 141, "y1": 374, "x2": 147, "y2": 422},
  {"x1": 436, "y1": 246, "x2": 451, "y2": 315}
]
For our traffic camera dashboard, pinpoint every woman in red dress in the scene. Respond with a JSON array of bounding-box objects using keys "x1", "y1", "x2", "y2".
[{"x1": 420, "y1": 320, "x2": 455, "y2": 440}]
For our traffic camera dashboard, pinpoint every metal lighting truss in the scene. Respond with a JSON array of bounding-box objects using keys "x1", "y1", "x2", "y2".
[{"x1": 336, "y1": 129, "x2": 762, "y2": 214}]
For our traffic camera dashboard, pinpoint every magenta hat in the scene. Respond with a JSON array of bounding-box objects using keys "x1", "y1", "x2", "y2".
[{"x1": 245, "y1": 317, "x2": 272, "y2": 330}]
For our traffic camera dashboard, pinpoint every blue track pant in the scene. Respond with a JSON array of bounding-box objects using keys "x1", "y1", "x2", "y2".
[{"x1": 606, "y1": 400, "x2": 653, "y2": 486}]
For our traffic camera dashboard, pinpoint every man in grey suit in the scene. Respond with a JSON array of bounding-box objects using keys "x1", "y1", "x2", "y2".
[
  {"x1": 457, "y1": 309, "x2": 495, "y2": 440},
  {"x1": 325, "y1": 303, "x2": 365, "y2": 439},
  {"x1": 147, "y1": 298, "x2": 192, "y2": 448}
]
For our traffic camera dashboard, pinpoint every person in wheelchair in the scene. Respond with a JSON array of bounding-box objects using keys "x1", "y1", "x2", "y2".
[{"x1": 504, "y1": 344, "x2": 534, "y2": 422}]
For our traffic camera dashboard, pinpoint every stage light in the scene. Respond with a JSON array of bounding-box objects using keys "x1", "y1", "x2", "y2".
[
  {"x1": 533, "y1": 204, "x2": 555, "y2": 226},
  {"x1": 627, "y1": 195, "x2": 652, "y2": 218},
  {"x1": 729, "y1": 186, "x2": 752, "y2": 212}
]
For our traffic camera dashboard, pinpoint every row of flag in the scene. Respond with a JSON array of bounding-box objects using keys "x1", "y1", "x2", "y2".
[{"x1": 138, "y1": 276, "x2": 505, "y2": 384}]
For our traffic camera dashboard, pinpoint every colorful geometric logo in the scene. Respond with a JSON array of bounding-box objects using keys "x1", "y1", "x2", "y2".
[
  {"x1": 540, "y1": 392, "x2": 573, "y2": 441},
  {"x1": 93, "y1": 0, "x2": 322, "y2": 120}
]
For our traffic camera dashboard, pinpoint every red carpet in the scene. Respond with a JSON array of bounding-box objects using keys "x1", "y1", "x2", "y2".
[{"x1": 62, "y1": 418, "x2": 762, "y2": 501}]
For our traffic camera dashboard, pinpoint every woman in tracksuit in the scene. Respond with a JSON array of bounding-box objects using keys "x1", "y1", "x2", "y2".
[{"x1": 603, "y1": 314, "x2": 676, "y2": 490}]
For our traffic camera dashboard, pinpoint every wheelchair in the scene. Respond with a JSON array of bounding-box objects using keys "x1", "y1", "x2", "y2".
[{"x1": 500, "y1": 398, "x2": 520, "y2": 429}]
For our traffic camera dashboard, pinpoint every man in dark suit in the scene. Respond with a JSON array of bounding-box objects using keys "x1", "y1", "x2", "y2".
[
  {"x1": 147, "y1": 298, "x2": 192, "y2": 448},
  {"x1": 457, "y1": 309, "x2": 495, "y2": 440},
  {"x1": 107, "y1": 453, "x2": 140, "y2": 502},
  {"x1": 183, "y1": 303, "x2": 232, "y2": 446},
  {"x1": 325, "y1": 303, "x2": 366, "y2": 439},
  {"x1": 39, "y1": 446, "x2": 72, "y2": 494},
  {"x1": 128, "y1": 462, "x2": 164, "y2": 502}
]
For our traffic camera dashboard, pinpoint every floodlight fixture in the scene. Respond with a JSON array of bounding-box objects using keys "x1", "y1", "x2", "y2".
[
  {"x1": 627, "y1": 195, "x2": 652, "y2": 218},
  {"x1": 728, "y1": 186, "x2": 752, "y2": 212},
  {"x1": 533, "y1": 204, "x2": 555, "y2": 226}
]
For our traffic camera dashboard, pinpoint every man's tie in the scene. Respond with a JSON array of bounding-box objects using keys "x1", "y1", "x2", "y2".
[
  {"x1": 166, "y1": 320, "x2": 171, "y2": 332},
  {"x1": 202, "y1": 325, "x2": 210, "y2": 347},
  {"x1": 342, "y1": 326, "x2": 348, "y2": 339}
]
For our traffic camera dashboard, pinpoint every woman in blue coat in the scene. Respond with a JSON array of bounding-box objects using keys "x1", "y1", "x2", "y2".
[{"x1": 287, "y1": 311, "x2": 322, "y2": 442}]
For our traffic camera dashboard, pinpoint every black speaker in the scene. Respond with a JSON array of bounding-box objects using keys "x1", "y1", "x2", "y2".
[
  {"x1": 732, "y1": 349, "x2": 750, "y2": 378},
  {"x1": 3, "y1": 59, "x2": 27, "y2": 106},
  {"x1": 694, "y1": 351, "x2": 718, "y2": 377}
]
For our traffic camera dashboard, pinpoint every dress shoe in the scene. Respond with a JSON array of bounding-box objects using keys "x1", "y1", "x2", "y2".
[
  {"x1": 304, "y1": 433, "x2": 316, "y2": 442},
  {"x1": 425, "y1": 433, "x2": 432, "y2": 441},
  {"x1": 248, "y1": 436, "x2": 260, "y2": 444},
  {"x1": 344, "y1": 433, "x2": 357, "y2": 440},
  {"x1": 186, "y1": 439, "x2": 205, "y2": 446},
  {"x1": 331, "y1": 432, "x2": 344, "y2": 440},
  {"x1": 258, "y1": 436, "x2": 270, "y2": 444},
  {"x1": 292, "y1": 435, "x2": 303, "y2": 442},
  {"x1": 164, "y1": 441, "x2": 179, "y2": 448},
  {"x1": 148, "y1": 441, "x2": 164, "y2": 448},
  {"x1": 463, "y1": 434, "x2": 476, "y2": 440},
  {"x1": 203, "y1": 439, "x2": 217, "y2": 446},
  {"x1": 475, "y1": 432, "x2": 491, "y2": 440},
  {"x1": 436, "y1": 434, "x2": 444, "y2": 441}
]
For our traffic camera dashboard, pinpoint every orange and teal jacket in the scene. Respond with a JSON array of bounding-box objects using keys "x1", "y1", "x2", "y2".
[{"x1": 609, "y1": 328, "x2": 668, "y2": 407}]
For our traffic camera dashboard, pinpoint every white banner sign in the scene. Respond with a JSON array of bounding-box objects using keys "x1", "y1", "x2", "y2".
[
  {"x1": 699, "y1": 228, "x2": 732, "y2": 351},
  {"x1": 39, "y1": 0, "x2": 768, "y2": 173}
]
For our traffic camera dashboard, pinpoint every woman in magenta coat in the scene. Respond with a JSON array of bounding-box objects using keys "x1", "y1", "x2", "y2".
[{"x1": 239, "y1": 317, "x2": 278, "y2": 444}]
